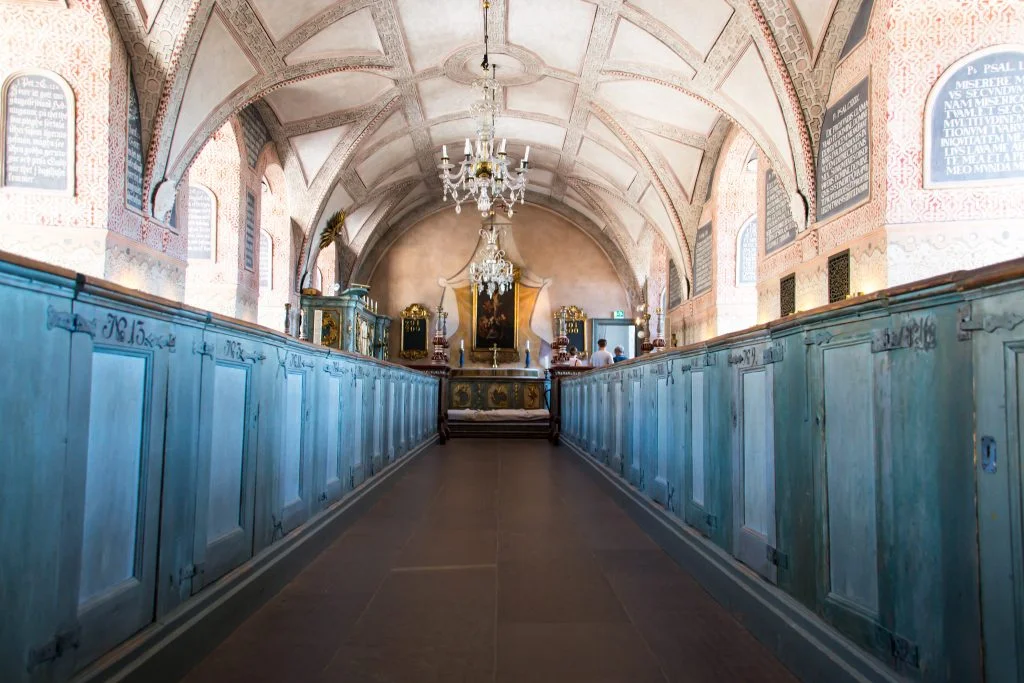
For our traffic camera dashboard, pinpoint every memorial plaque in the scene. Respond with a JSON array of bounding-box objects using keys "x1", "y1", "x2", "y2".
[
  {"x1": 3, "y1": 73, "x2": 71, "y2": 191},
  {"x1": 400, "y1": 317, "x2": 428, "y2": 359},
  {"x1": 126, "y1": 79, "x2": 144, "y2": 211},
  {"x1": 668, "y1": 259, "x2": 682, "y2": 309},
  {"x1": 838, "y1": 0, "x2": 875, "y2": 62},
  {"x1": 816, "y1": 78, "x2": 870, "y2": 222},
  {"x1": 244, "y1": 190, "x2": 256, "y2": 271},
  {"x1": 565, "y1": 319, "x2": 587, "y2": 356},
  {"x1": 239, "y1": 105, "x2": 270, "y2": 169},
  {"x1": 764, "y1": 170, "x2": 796, "y2": 254},
  {"x1": 926, "y1": 47, "x2": 1024, "y2": 186},
  {"x1": 737, "y1": 218, "x2": 757, "y2": 285},
  {"x1": 187, "y1": 185, "x2": 214, "y2": 259},
  {"x1": 693, "y1": 222, "x2": 713, "y2": 296}
]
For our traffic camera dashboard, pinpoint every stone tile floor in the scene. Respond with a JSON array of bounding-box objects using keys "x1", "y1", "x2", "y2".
[{"x1": 181, "y1": 440, "x2": 798, "y2": 683}]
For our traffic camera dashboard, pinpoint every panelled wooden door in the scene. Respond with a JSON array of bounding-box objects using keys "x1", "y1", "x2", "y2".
[
  {"x1": 63, "y1": 301, "x2": 171, "y2": 668},
  {"x1": 191, "y1": 331, "x2": 262, "y2": 592},
  {"x1": 973, "y1": 296, "x2": 1024, "y2": 683},
  {"x1": 279, "y1": 352, "x2": 313, "y2": 534},
  {"x1": 732, "y1": 349, "x2": 777, "y2": 583}
]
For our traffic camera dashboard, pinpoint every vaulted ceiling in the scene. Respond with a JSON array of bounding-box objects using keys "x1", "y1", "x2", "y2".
[{"x1": 110, "y1": 0, "x2": 864, "y2": 290}]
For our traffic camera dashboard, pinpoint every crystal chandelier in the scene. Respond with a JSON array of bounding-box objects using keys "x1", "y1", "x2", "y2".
[
  {"x1": 469, "y1": 221, "x2": 514, "y2": 297},
  {"x1": 438, "y1": 0, "x2": 530, "y2": 218}
]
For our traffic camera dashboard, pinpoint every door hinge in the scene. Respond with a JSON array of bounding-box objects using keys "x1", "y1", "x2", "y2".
[
  {"x1": 766, "y1": 545, "x2": 789, "y2": 569},
  {"x1": 875, "y1": 626, "x2": 920, "y2": 668},
  {"x1": 27, "y1": 626, "x2": 80, "y2": 669}
]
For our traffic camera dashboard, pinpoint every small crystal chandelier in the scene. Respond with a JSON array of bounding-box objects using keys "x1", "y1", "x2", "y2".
[
  {"x1": 469, "y1": 218, "x2": 514, "y2": 297},
  {"x1": 438, "y1": 0, "x2": 529, "y2": 218}
]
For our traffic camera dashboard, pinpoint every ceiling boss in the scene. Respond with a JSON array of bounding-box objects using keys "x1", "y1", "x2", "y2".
[{"x1": 437, "y1": 0, "x2": 530, "y2": 218}]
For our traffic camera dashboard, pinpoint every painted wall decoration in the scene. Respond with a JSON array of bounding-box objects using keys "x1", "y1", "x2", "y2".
[
  {"x1": 737, "y1": 217, "x2": 758, "y2": 286},
  {"x1": 816, "y1": 78, "x2": 871, "y2": 222},
  {"x1": 839, "y1": 0, "x2": 876, "y2": 62},
  {"x1": 239, "y1": 105, "x2": 270, "y2": 169},
  {"x1": 693, "y1": 222, "x2": 713, "y2": 296},
  {"x1": 244, "y1": 190, "x2": 256, "y2": 271},
  {"x1": 187, "y1": 185, "x2": 215, "y2": 260},
  {"x1": 925, "y1": 46, "x2": 1024, "y2": 187},
  {"x1": 764, "y1": 170, "x2": 797, "y2": 254},
  {"x1": 125, "y1": 76, "x2": 143, "y2": 211},
  {"x1": 473, "y1": 282, "x2": 519, "y2": 352},
  {"x1": 1, "y1": 71, "x2": 73, "y2": 192}
]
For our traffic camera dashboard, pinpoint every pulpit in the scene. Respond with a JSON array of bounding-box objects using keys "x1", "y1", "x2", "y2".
[{"x1": 299, "y1": 284, "x2": 392, "y2": 360}]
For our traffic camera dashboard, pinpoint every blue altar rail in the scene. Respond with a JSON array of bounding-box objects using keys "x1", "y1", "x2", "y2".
[
  {"x1": 561, "y1": 258, "x2": 1024, "y2": 683},
  {"x1": 0, "y1": 252, "x2": 438, "y2": 682}
]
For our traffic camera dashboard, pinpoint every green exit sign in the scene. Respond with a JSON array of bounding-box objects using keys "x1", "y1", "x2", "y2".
[{"x1": 612, "y1": 310, "x2": 625, "y2": 319}]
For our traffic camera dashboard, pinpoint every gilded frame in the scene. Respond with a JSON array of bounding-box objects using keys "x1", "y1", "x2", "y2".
[
  {"x1": 399, "y1": 303, "x2": 430, "y2": 360},
  {"x1": 471, "y1": 278, "x2": 520, "y2": 359}
]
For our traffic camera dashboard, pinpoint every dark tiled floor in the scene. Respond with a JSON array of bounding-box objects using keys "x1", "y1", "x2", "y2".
[{"x1": 181, "y1": 440, "x2": 798, "y2": 683}]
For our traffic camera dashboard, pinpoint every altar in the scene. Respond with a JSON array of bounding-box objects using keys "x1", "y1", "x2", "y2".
[{"x1": 447, "y1": 367, "x2": 550, "y2": 438}]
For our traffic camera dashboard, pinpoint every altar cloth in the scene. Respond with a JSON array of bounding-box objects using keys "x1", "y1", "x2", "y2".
[{"x1": 448, "y1": 408, "x2": 550, "y2": 422}]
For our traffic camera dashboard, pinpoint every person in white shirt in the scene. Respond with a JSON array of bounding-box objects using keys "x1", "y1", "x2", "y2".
[
  {"x1": 567, "y1": 346, "x2": 585, "y2": 366},
  {"x1": 590, "y1": 338, "x2": 614, "y2": 368}
]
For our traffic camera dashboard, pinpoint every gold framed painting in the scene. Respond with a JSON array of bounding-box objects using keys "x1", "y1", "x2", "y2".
[{"x1": 471, "y1": 280, "x2": 519, "y2": 353}]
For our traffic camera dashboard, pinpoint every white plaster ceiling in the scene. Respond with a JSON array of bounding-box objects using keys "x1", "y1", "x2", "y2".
[
  {"x1": 143, "y1": 0, "x2": 819, "y2": 284},
  {"x1": 362, "y1": 111, "x2": 408, "y2": 150},
  {"x1": 577, "y1": 139, "x2": 637, "y2": 190},
  {"x1": 596, "y1": 79, "x2": 720, "y2": 135},
  {"x1": 626, "y1": 0, "x2": 734, "y2": 59},
  {"x1": 608, "y1": 18, "x2": 696, "y2": 78},
  {"x1": 169, "y1": 12, "x2": 257, "y2": 165},
  {"x1": 265, "y1": 71, "x2": 394, "y2": 123},
  {"x1": 291, "y1": 125, "x2": 351, "y2": 184},
  {"x1": 643, "y1": 131, "x2": 704, "y2": 199},
  {"x1": 506, "y1": 78, "x2": 578, "y2": 121},
  {"x1": 249, "y1": 0, "x2": 338, "y2": 40},
  {"x1": 355, "y1": 135, "x2": 417, "y2": 188},
  {"x1": 717, "y1": 43, "x2": 794, "y2": 172},
  {"x1": 284, "y1": 8, "x2": 385, "y2": 64},
  {"x1": 396, "y1": 0, "x2": 481, "y2": 72},
  {"x1": 790, "y1": 0, "x2": 838, "y2": 57},
  {"x1": 507, "y1": 0, "x2": 597, "y2": 74}
]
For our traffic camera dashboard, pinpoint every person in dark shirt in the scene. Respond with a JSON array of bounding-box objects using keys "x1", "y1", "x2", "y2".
[{"x1": 613, "y1": 346, "x2": 627, "y2": 363}]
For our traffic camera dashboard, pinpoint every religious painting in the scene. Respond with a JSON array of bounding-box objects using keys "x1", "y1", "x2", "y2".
[{"x1": 472, "y1": 281, "x2": 519, "y2": 352}]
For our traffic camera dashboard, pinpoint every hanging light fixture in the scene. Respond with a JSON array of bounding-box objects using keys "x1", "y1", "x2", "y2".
[
  {"x1": 438, "y1": 0, "x2": 530, "y2": 218},
  {"x1": 469, "y1": 215, "x2": 515, "y2": 297}
]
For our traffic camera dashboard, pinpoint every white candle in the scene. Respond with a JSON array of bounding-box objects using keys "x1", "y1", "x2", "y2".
[
  {"x1": 500, "y1": 138, "x2": 507, "y2": 154},
  {"x1": 442, "y1": 144, "x2": 448, "y2": 158},
  {"x1": 523, "y1": 145, "x2": 530, "y2": 162},
  {"x1": 464, "y1": 138, "x2": 472, "y2": 155},
  {"x1": 526, "y1": 339, "x2": 530, "y2": 351},
  {"x1": 460, "y1": 339, "x2": 464, "y2": 350}
]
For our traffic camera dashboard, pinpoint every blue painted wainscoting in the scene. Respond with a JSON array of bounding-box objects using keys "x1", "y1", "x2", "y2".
[
  {"x1": 0, "y1": 252, "x2": 439, "y2": 683},
  {"x1": 560, "y1": 259, "x2": 1024, "y2": 683}
]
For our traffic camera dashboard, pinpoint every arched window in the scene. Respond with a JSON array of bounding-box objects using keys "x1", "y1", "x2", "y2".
[
  {"x1": 736, "y1": 216, "x2": 757, "y2": 286},
  {"x1": 259, "y1": 230, "x2": 273, "y2": 289},
  {"x1": 743, "y1": 144, "x2": 758, "y2": 174}
]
